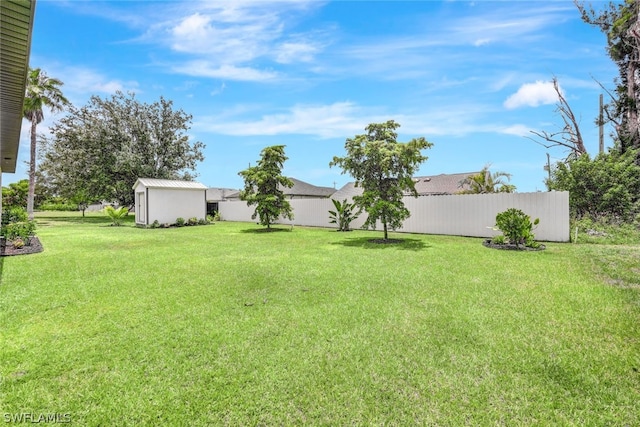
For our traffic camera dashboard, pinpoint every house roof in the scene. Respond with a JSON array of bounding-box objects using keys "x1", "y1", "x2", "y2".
[
  {"x1": 224, "y1": 177, "x2": 336, "y2": 199},
  {"x1": 412, "y1": 172, "x2": 479, "y2": 195},
  {"x1": 287, "y1": 177, "x2": 336, "y2": 197},
  {"x1": 332, "y1": 172, "x2": 480, "y2": 199},
  {"x1": 0, "y1": 0, "x2": 37, "y2": 173},
  {"x1": 206, "y1": 187, "x2": 239, "y2": 201},
  {"x1": 133, "y1": 178, "x2": 208, "y2": 190},
  {"x1": 330, "y1": 181, "x2": 361, "y2": 200}
]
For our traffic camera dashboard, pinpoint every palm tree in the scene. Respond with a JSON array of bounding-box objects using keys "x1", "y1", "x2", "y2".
[
  {"x1": 458, "y1": 164, "x2": 516, "y2": 194},
  {"x1": 23, "y1": 68, "x2": 70, "y2": 219}
]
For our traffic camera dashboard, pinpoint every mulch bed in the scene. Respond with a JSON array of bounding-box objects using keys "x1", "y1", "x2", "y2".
[
  {"x1": 483, "y1": 239, "x2": 545, "y2": 251},
  {"x1": 0, "y1": 237, "x2": 44, "y2": 257}
]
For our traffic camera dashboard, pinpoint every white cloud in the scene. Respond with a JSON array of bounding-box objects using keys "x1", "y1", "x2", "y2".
[
  {"x1": 146, "y1": 2, "x2": 327, "y2": 79},
  {"x1": 197, "y1": 102, "x2": 368, "y2": 138},
  {"x1": 172, "y1": 61, "x2": 279, "y2": 81},
  {"x1": 172, "y1": 12, "x2": 211, "y2": 40},
  {"x1": 274, "y1": 41, "x2": 320, "y2": 64},
  {"x1": 58, "y1": 66, "x2": 138, "y2": 97},
  {"x1": 24, "y1": 60, "x2": 139, "y2": 107},
  {"x1": 473, "y1": 38, "x2": 491, "y2": 47},
  {"x1": 500, "y1": 124, "x2": 532, "y2": 137},
  {"x1": 195, "y1": 101, "x2": 508, "y2": 139},
  {"x1": 169, "y1": 11, "x2": 275, "y2": 62},
  {"x1": 210, "y1": 82, "x2": 227, "y2": 96},
  {"x1": 503, "y1": 81, "x2": 559, "y2": 109}
]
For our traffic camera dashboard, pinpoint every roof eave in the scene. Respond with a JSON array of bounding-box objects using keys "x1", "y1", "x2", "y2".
[{"x1": 0, "y1": 0, "x2": 37, "y2": 173}]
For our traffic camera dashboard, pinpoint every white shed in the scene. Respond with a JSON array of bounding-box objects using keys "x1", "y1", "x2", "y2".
[{"x1": 133, "y1": 178, "x2": 208, "y2": 226}]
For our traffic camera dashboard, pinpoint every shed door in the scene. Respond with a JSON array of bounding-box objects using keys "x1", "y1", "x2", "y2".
[{"x1": 137, "y1": 192, "x2": 146, "y2": 223}]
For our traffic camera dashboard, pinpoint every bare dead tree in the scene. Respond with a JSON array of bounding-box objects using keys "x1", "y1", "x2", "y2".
[
  {"x1": 577, "y1": 0, "x2": 640, "y2": 153},
  {"x1": 528, "y1": 77, "x2": 588, "y2": 160}
]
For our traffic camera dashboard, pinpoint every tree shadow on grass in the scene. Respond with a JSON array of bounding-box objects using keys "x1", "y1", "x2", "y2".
[
  {"x1": 240, "y1": 226, "x2": 293, "y2": 234},
  {"x1": 36, "y1": 215, "x2": 113, "y2": 225},
  {"x1": 36, "y1": 214, "x2": 137, "y2": 227},
  {"x1": 330, "y1": 236, "x2": 430, "y2": 251}
]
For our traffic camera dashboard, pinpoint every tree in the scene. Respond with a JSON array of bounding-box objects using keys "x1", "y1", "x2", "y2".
[
  {"x1": 528, "y1": 77, "x2": 588, "y2": 159},
  {"x1": 23, "y1": 68, "x2": 70, "y2": 220},
  {"x1": 458, "y1": 164, "x2": 516, "y2": 194},
  {"x1": 330, "y1": 120, "x2": 432, "y2": 241},
  {"x1": 577, "y1": 0, "x2": 640, "y2": 154},
  {"x1": 238, "y1": 145, "x2": 294, "y2": 229},
  {"x1": 547, "y1": 148, "x2": 640, "y2": 220},
  {"x1": 38, "y1": 92, "x2": 205, "y2": 207},
  {"x1": 70, "y1": 188, "x2": 92, "y2": 217},
  {"x1": 2, "y1": 179, "x2": 29, "y2": 209}
]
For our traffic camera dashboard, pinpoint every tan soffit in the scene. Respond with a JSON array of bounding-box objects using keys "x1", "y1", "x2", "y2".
[{"x1": 0, "y1": 0, "x2": 36, "y2": 173}]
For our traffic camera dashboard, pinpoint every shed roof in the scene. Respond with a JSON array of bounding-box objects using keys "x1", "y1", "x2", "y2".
[
  {"x1": 1, "y1": 0, "x2": 37, "y2": 173},
  {"x1": 133, "y1": 178, "x2": 208, "y2": 190}
]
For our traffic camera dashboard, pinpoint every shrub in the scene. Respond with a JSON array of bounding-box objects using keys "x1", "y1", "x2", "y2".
[
  {"x1": 175, "y1": 217, "x2": 185, "y2": 227},
  {"x1": 5, "y1": 221, "x2": 36, "y2": 245},
  {"x1": 150, "y1": 220, "x2": 160, "y2": 229},
  {"x1": 495, "y1": 208, "x2": 539, "y2": 247},
  {"x1": 198, "y1": 218, "x2": 209, "y2": 225},
  {"x1": 38, "y1": 202, "x2": 78, "y2": 211},
  {"x1": 187, "y1": 217, "x2": 199, "y2": 226},
  {"x1": 548, "y1": 149, "x2": 640, "y2": 221},
  {"x1": 491, "y1": 234, "x2": 506, "y2": 245},
  {"x1": 105, "y1": 206, "x2": 128, "y2": 226},
  {"x1": 1, "y1": 207, "x2": 30, "y2": 237},
  {"x1": 2, "y1": 207, "x2": 27, "y2": 228},
  {"x1": 206, "y1": 212, "x2": 221, "y2": 222},
  {"x1": 328, "y1": 199, "x2": 361, "y2": 232}
]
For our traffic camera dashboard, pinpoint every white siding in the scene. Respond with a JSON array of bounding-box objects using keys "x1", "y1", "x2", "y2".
[
  {"x1": 133, "y1": 180, "x2": 206, "y2": 225},
  {"x1": 219, "y1": 191, "x2": 570, "y2": 242},
  {"x1": 147, "y1": 188, "x2": 205, "y2": 225}
]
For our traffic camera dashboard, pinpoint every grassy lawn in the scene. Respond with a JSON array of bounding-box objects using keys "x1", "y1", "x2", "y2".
[{"x1": 1, "y1": 212, "x2": 639, "y2": 425}]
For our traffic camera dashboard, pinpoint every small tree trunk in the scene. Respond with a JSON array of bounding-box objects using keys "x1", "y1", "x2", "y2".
[
  {"x1": 627, "y1": 60, "x2": 639, "y2": 151},
  {"x1": 382, "y1": 212, "x2": 388, "y2": 240},
  {"x1": 27, "y1": 120, "x2": 37, "y2": 221}
]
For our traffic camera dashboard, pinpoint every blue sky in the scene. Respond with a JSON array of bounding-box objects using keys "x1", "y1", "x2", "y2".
[{"x1": 13, "y1": 0, "x2": 617, "y2": 192}]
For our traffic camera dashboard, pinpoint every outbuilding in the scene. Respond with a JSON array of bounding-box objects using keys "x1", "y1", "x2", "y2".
[{"x1": 133, "y1": 178, "x2": 208, "y2": 226}]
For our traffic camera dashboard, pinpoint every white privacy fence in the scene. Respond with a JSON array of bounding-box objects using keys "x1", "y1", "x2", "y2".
[{"x1": 218, "y1": 191, "x2": 570, "y2": 242}]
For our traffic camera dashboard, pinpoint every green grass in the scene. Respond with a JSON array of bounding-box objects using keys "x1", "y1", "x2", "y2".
[{"x1": 1, "y1": 212, "x2": 639, "y2": 425}]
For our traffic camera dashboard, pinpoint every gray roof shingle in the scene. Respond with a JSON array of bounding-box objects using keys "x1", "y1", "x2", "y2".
[
  {"x1": 332, "y1": 172, "x2": 480, "y2": 199},
  {"x1": 223, "y1": 177, "x2": 336, "y2": 199}
]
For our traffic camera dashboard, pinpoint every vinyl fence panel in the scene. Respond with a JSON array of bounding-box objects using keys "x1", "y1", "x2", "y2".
[{"x1": 219, "y1": 191, "x2": 570, "y2": 242}]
